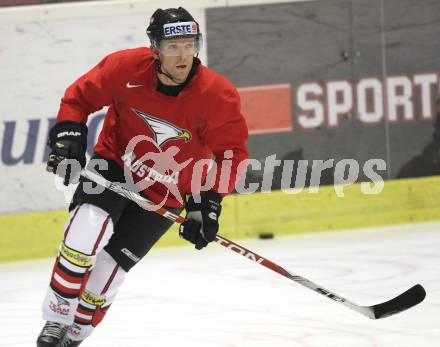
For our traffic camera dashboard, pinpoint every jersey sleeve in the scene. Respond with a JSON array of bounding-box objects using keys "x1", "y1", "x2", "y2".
[
  {"x1": 204, "y1": 87, "x2": 249, "y2": 196},
  {"x1": 56, "y1": 53, "x2": 121, "y2": 123}
]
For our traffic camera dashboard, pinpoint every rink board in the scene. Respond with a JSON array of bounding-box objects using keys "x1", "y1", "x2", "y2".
[{"x1": 1, "y1": 175, "x2": 440, "y2": 262}]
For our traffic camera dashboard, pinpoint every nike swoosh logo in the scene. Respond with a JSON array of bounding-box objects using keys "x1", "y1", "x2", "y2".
[{"x1": 126, "y1": 82, "x2": 144, "y2": 88}]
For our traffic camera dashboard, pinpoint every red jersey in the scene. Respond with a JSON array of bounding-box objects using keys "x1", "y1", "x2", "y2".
[{"x1": 57, "y1": 47, "x2": 249, "y2": 208}]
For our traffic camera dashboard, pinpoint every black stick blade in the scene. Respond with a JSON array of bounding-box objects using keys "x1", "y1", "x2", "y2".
[{"x1": 372, "y1": 284, "x2": 426, "y2": 319}]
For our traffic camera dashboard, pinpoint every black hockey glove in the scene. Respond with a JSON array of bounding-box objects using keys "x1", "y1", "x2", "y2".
[
  {"x1": 46, "y1": 120, "x2": 88, "y2": 186},
  {"x1": 179, "y1": 191, "x2": 222, "y2": 250}
]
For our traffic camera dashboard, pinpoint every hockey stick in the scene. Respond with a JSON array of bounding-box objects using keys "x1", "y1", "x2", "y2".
[{"x1": 80, "y1": 168, "x2": 426, "y2": 319}]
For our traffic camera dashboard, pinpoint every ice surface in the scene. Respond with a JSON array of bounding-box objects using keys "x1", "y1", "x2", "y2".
[{"x1": 1, "y1": 222, "x2": 439, "y2": 346}]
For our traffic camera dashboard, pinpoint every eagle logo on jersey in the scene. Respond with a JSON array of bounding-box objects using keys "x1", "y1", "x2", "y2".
[{"x1": 132, "y1": 108, "x2": 192, "y2": 147}]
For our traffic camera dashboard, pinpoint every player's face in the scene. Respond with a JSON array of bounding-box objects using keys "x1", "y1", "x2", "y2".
[{"x1": 158, "y1": 38, "x2": 197, "y2": 85}]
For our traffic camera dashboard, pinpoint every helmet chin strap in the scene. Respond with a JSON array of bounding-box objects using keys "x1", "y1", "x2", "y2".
[{"x1": 156, "y1": 61, "x2": 185, "y2": 86}]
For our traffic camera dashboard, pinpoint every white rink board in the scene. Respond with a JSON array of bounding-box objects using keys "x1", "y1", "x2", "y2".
[{"x1": 0, "y1": 223, "x2": 439, "y2": 346}]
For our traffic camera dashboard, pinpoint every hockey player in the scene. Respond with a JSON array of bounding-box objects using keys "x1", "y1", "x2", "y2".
[{"x1": 37, "y1": 7, "x2": 248, "y2": 347}]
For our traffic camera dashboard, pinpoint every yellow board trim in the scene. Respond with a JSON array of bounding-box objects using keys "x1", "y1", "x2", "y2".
[{"x1": 1, "y1": 175, "x2": 440, "y2": 263}]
